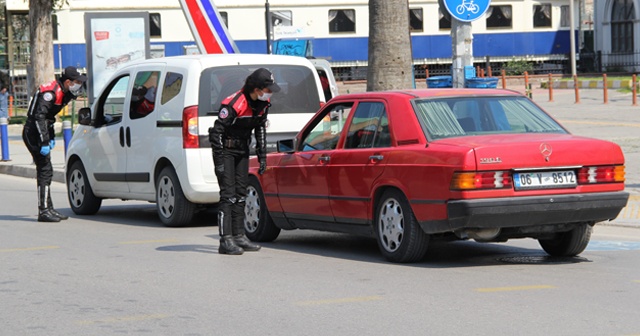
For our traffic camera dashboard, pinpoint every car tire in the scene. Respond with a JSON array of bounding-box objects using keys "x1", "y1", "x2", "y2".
[
  {"x1": 245, "y1": 177, "x2": 280, "y2": 242},
  {"x1": 375, "y1": 189, "x2": 429, "y2": 263},
  {"x1": 156, "y1": 166, "x2": 195, "y2": 227},
  {"x1": 538, "y1": 223, "x2": 592, "y2": 257},
  {"x1": 67, "y1": 160, "x2": 102, "y2": 215}
]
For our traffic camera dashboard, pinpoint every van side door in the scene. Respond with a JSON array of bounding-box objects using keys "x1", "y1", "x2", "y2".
[
  {"x1": 124, "y1": 65, "x2": 164, "y2": 197},
  {"x1": 85, "y1": 74, "x2": 131, "y2": 194}
]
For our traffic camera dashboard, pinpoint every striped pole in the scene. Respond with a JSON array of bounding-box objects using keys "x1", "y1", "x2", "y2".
[{"x1": 179, "y1": 0, "x2": 240, "y2": 54}]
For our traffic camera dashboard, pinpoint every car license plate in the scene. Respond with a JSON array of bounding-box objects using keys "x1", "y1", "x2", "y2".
[{"x1": 513, "y1": 170, "x2": 577, "y2": 190}]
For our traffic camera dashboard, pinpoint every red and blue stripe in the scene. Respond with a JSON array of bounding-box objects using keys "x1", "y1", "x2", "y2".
[{"x1": 180, "y1": 0, "x2": 239, "y2": 54}]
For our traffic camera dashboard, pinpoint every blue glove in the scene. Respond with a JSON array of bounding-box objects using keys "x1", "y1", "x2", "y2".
[
  {"x1": 49, "y1": 139, "x2": 55, "y2": 149},
  {"x1": 40, "y1": 145, "x2": 51, "y2": 156}
]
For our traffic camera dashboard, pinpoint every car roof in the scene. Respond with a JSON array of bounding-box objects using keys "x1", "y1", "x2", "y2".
[{"x1": 329, "y1": 88, "x2": 525, "y2": 101}]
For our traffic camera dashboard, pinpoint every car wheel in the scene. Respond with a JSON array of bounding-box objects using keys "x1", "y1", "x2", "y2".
[
  {"x1": 538, "y1": 223, "x2": 592, "y2": 257},
  {"x1": 67, "y1": 160, "x2": 102, "y2": 215},
  {"x1": 156, "y1": 166, "x2": 195, "y2": 227},
  {"x1": 245, "y1": 177, "x2": 280, "y2": 242},
  {"x1": 375, "y1": 190, "x2": 429, "y2": 263}
]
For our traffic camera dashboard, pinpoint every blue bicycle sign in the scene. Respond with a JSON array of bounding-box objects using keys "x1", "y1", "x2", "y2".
[{"x1": 443, "y1": 0, "x2": 490, "y2": 22}]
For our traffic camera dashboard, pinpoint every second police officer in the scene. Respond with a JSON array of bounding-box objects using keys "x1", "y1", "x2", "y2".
[
  {"x1": 22, "y1": 66, "x2": 87, "y2": 222},
  {"x1": 209, "y1": 68, "x2": 281, "y2": 255}
]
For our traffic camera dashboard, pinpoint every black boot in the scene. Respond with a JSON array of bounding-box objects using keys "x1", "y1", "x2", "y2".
[
  {"x1": 233, "y1": 235, "x2": 261, "y2": 252},
  {"x1": 38, "y1": 185, "x2": 61, "y2": 223},
  {"x1": 218, "y1": 210, "x2": 243, "y2": 255},
  {"x1": 47, "y1": 193, "x2": 68, "y2": 220},
  {"x1": 219, "y1": 235, "x2": 244, "y2": 255},
  {"x1": 230, "y1": 199, "x2": 260, "y2": 251}
]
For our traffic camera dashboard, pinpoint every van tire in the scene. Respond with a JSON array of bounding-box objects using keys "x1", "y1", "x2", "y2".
[
  {"x1": 156, "y1": 166, "x2": 195, "y2": 227},
  {"x1": 67, "y1": 160, "x2": 102, "y2": 215}
]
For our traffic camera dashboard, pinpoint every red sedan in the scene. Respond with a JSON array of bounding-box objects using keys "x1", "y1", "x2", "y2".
[{"x1": 245, "y1": 89, "x2": 629, "y2": 263}]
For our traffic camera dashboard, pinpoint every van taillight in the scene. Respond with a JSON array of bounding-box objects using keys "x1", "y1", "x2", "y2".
[
  {"x1": 182, "y1": 106, "x2": 199, "y2": 149},
  {"x1": 320, "y1": 101, "x2": 326, "y2": 108}
]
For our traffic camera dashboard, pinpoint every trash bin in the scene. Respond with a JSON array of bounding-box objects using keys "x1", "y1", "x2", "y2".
[
  {"x1": 426, "y1": 76, "x2": 452, "y2": 88},
  {"x1": 465, "y1": 77, "x2": 499, "y2": 88}
]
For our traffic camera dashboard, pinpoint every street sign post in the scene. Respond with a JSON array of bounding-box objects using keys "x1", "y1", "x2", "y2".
[{"x1": 441, "y1": 0, "x2": 491, "y2": 87}]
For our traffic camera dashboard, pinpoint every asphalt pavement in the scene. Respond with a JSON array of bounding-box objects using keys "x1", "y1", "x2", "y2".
[{"x1": 1, "y1": 86, "x2": 639, "y2": 228}]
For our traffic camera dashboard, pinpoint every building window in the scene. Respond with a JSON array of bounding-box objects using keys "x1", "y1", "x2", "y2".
[
  {"x1": 486, "y1": 5, "x2": 512, "y2": 28},
  {"x1": 611, "y1": 0, "x2": 635, "y2": 52},
  {"x1": 150, "y1": 13, "x2": 161, "y2": 37},
  {"x1": 560, "y1": 6, "x2": 570, "y2": 27},
  {"x1": 410, "y1": 8, "x2": 423, "y2": 32},
  {"x1": 52, "y1": 14, "x2": 58, "y2": 40},
  {"x1": 220, "y1": 11, "x2": 228, "y2": 28},
  {"x1": 329, "y1": 9, "x2": 355, "y2": 33},
  {"x1": 271, "y1": 10, "x2": 292, "y2": 27},
  {"x1": 533, "y1": 4, "x2": 552, "y2": 28},
  {"x1": 439, "y1": 7, "x2": 451, "y2": 30}
]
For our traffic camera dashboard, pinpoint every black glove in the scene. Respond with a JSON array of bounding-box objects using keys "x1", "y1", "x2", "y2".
[{"x1": 258, "y1": 159, "x2": 267, "y2": 175}]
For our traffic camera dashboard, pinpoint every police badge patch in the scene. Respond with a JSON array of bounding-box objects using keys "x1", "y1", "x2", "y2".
[
  {"x1": 219, "y1": 108, "x2": 229, "y2": 119},
  {"x1": 43, "y1": 92, "x2": 54, "y2": 102}
]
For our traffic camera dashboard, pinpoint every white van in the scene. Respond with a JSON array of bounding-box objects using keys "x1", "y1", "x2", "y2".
[{"x1": 65, "y1": 54, "x2": 334, "y2": 226}]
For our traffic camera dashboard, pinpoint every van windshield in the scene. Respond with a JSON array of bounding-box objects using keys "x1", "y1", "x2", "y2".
[{"x1": 198, "y1": 64, "x2": 321, "y2": 116}]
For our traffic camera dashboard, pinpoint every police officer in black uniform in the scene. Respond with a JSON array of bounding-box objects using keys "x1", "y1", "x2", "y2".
[
  {"x1": 23, "y1": 66, "x2": 86, "y2": 222},
  {"x1": 209, "y1": 68, "x2": 281, "y2": 255}
]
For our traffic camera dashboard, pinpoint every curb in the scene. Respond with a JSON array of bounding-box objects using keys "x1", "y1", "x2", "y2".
[
  {"x1": 0, "y1": 163, "x2": 65, "y2": 183},
  {"x1": 543, "y1": 80, "x2": 634, "y2": 89}
]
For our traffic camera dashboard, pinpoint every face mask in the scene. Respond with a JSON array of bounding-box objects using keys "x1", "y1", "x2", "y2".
[
  {"x1": 258, "y1": 91, "x2": 272, "y2": 101},
  {"x1": 69, "y1": 83, "x2": 82, "y2": 95}
]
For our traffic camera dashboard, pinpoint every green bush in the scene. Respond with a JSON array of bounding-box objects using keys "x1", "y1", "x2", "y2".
[
  {"x1": 502, "y1": 59, "x2": 535, "y2": 75},
  {"x1": 8, "y1": 116, "x2": 26, "y2": 125}
]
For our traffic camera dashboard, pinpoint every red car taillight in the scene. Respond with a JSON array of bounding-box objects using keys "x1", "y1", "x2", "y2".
[
  {"x1": 450, "y1": 171, "x2": 513, "y2": 190},
  {"x1": 577, "y1": 165, "x2": 625, "y2": 184},
  {"x1": 182, "y1": 106, "x2": 199, "y2": 149}
]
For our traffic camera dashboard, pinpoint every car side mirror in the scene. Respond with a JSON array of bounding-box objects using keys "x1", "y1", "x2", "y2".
[
  {"x1": 78, "y1": 107, "x2": 91, "y2": 126},
  {"x1": 277, "y1": 139, "x2": 295, "y2": 153}
]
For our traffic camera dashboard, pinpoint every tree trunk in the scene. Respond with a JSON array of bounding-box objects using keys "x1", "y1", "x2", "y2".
[
  {"x1": 367, "y1": 0, "x2": 414, "y2": 91},
  {"x1": 28, "y1": 0, "x2": 55, "y2": 96}
]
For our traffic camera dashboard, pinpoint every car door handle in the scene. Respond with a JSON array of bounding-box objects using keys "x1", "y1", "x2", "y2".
[
  {"x1": 119, "y1": 127, "x2": 125, "y2": 147},
  {"x1": 318, "y1": 155, "x2": 330, "y2": 163},
  {"x1": 369, "y1": 155, "x2": 384, "y2": 162}
]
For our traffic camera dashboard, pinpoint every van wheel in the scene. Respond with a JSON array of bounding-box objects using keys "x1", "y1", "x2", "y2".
[
  {"x1": 245, "y1": 177, "x2": 280, "y2": 242},
  {"x1": 538, "y1": 223, "x2": 592, "y2": 257},
  {"x1": 156, "y1": 167, "x2": 195, "y2": 227},
  {"x1": 375, "y1": 189, "x2": 429, "y2": 263},
  {"x1": 67, "y1": 161, "x2": 102, "y2": 215}
]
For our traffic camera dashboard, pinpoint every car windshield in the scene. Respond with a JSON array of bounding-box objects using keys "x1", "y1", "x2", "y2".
[{"x1": 413, "y1": 96, "x2": 568, "y2": 140}]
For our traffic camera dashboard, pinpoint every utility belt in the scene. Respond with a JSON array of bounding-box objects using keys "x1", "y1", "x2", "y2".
[{"x1": 223, "y1": 138, "x2": 249, "y2": 150}]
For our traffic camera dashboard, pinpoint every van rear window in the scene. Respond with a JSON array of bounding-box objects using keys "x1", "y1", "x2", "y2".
[{"x1": 198, "y1": 65, "x2": 321, "y2": 116}]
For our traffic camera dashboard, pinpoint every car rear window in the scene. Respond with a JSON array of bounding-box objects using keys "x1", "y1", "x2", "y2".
[
  {"x1": 413, "y1": 96, "x2": 568, "y2": 140},
  {"x1": 198, "y1": 64, "x2": 321, "y2": 116}
]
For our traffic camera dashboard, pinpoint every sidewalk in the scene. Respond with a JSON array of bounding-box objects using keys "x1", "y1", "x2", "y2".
[
  {"x1": 1, "y1": 87, "x2": 639, "y2": 228},
  {"x1": 0, "y1": 123, "x2": 66, "y2": 183}
]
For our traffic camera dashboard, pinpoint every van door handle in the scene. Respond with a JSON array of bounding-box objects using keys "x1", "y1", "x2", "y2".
[
  {"x1": 369, "y1": 155, "x2": 384, "y2": 162},
  {"x1": 126, "y1": 127, "x2": 131, "y2": 147},
  {"x1": 119, "y1": 127, "x2": 125, "y2": 147}
]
